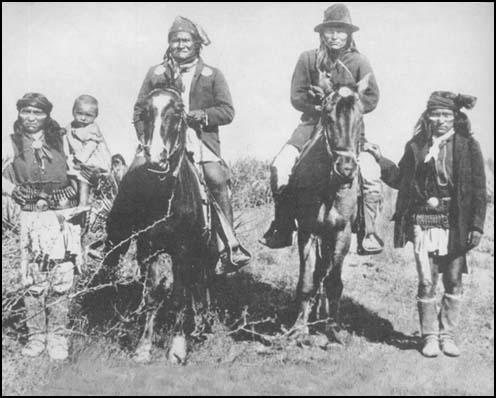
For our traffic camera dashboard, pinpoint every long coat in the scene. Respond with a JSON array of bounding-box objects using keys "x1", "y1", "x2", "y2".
[
  {"x1": 133, "y1": 58, "x2": 234, "y2": 157},
  {"x1": 288, "y1": 48, "x2": 380, "y2": 150},
  {"x1": 379, "y1": 132, "x2": 486, "y2": 255}
]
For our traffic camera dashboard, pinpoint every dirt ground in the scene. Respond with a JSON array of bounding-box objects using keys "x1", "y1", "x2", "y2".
[{"x1": 3, "y1": 204, "x2": 494, "y2": 396}]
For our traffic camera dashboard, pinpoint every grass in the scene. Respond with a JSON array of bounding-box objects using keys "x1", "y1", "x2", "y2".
[{"x1": 2, "y1": 158, "x2": 494, "y2": 395}]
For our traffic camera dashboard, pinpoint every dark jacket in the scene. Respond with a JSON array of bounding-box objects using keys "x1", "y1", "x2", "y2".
[
  {"x1": 379, "y1": 132, "x2": 486, "y2": 255},
  {"x1": 291, "y1": 49, "x2": 379, "y2": 122},
  {"x1": 133, "y1": 58, "x2": 234, "y2": 157}
]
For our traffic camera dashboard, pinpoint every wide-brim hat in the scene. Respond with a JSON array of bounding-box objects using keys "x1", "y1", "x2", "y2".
[{"x1": 314, "y1": 4, "x2": 359, "y2": 33}]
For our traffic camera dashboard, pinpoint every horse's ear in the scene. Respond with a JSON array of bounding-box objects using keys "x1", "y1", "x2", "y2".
[{"x1": 357, "y1": 73, "x2": 371, "y2": 96}]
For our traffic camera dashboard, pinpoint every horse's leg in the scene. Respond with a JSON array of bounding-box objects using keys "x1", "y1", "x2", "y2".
[
  {"x1": 133, "y1": 237, "x2": 162, "y2": 363},
  {"x1": 167, "y1": 255, "x2": 190, "y2": 364},
  {"x1": 322, "y1": 223, "x2": 352, "y2": 343},
  {"x1": 189, "y1": 253, "x2": 217, "y2": 338},
  {"x1": 89, "y1": 219, "x2": 132, "y2": 287},
  {"x1": 94, "y1": 173, "x2": 138, "y2": 285},
  {"x1": 292, "y1": 230, "x2": 323, "y2": 337}
]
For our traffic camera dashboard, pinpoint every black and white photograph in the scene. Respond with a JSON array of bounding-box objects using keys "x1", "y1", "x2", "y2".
[{"x1": 2, "y1": 2, "x2": 494, "y2": 395}]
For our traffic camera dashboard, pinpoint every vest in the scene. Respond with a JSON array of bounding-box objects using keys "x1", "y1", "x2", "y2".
[{"x1": 10, "y1": 132, "x2": 77, "y2": 210}]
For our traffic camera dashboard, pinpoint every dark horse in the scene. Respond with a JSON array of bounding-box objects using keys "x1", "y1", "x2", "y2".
[
  {"x1": 290, "y1": 75, "x2": 371, "y2": 341},
  {"x1": 102, "y1": 88, "x2": 218, "y2": 363}
]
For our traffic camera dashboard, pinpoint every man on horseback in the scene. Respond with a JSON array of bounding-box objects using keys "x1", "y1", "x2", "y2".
[
  {"x1": 260, "y1": 3, "x2": 384, "y2": 254},
  {"x1": 133, "y1": 16, "x2": 250, "y2": 272}
]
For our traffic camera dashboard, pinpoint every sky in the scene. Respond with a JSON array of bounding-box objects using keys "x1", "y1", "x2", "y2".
[{"x1": 2, "y1": 2, "x2": 494, "y2": 164}]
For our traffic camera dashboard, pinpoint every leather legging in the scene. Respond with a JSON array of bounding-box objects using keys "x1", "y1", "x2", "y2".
[
  {"x1": 415, "y1": 253, "x2": 465, "y2": 298},
  {"x1": 202, "y1": 161, "x2": 233, "y2": 225}
]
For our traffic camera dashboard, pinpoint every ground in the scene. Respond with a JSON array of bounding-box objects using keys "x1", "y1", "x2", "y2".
[{"x1": 2, "y1": 191, "x2": 494, "y2": 395}]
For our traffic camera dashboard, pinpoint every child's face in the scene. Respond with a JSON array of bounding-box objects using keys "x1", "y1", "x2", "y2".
[{"x1": 73, "y1": 102, "x2": 98, "y2": 127}]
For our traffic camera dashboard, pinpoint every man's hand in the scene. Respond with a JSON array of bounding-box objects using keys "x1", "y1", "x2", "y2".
[
  {"x1": 11, "y1": 186, "x2": 28, "y2": 206},
  {"x1": 467, "y1": 230, "x2": 482, "y2": 249},
  {"x1": 308, "y1": 85, "x2": 325, "y2": 104},
  {"x1": 363, "y1": 142, "x2": 382, "y2": 162},
  {"x1": 186, "y1": 110, "x2": 206, "y2": 127}
]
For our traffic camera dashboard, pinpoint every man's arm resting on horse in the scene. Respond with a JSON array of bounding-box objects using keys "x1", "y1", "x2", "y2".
[{"x1": 376, "y1": 144, "x2": 412, "y2": 190}]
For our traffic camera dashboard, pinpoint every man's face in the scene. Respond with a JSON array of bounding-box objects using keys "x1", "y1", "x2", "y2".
[
  {"x1": 321, "y1": 27, "x2": 349, "y2": 50},
  {"x1": 18, "y1": 106, "x2": 48, "y2": 134},
  {"x1": 169, "y1": 31, "x2": 196, "y2": 62},
  {"x1": 73, "y1": 102, "x2": 98, "y2": 127},
  {"x1": 428, "y1": 108, "x2": 455, "y2": 136}
]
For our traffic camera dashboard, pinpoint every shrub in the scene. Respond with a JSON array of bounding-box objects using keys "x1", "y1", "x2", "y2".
[{"x1": 229, "y1": 157, "x2": 273, "y2": 211}]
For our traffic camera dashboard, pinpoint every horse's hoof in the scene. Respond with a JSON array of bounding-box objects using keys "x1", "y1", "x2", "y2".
[
  {"x1": 133, "y1": 342, "x2": 152, "y2": 363},
  {"x1": 326, "y1": 325, "x2": 345, "y2": 345},
  {"x1": 168, "y1": 335, "x2": 187, "y2": 365},
  {"x1": 314, "y1": 333, "x2": 330, "y2": 349}
]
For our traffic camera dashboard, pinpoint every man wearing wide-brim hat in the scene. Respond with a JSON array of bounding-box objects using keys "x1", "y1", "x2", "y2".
[{"x1": 261, "y1": 3, "x2": 383, "y2": 254}]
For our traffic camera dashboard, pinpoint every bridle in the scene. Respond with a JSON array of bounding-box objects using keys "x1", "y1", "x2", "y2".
[
  {"x1": 141, "y1": 88, "x2": 188, "y2": 179},
  {"x1": 320, "y1": 89, "x2": 361, "y2": 184}
]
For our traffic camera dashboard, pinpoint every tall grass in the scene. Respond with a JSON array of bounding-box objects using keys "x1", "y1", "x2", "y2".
[{"x1": 229, "y1": 157, "x2": 273, "y2": 211}]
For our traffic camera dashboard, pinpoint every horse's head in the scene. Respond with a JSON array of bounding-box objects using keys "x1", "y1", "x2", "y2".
[
  {"x1": 320, "y1": 73, "x2": 371, "y2": 182},
  {"x1": 141, "y1": 88, "x2": 186, "y2": 168}
]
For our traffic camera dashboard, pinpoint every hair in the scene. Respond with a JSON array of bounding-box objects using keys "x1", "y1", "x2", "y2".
[
  {"x1": 73, "y1": 94, "x2": 99, "y2": 115},
  {"x1": 16, "y1": 92, "x2": 53, "y2": 114},
  {"x1": 13, "y1": 117, "x2": 65, "y2": 159},
  {"x1": 111, "y1": 153, "x2": 126, "y2": 166}
]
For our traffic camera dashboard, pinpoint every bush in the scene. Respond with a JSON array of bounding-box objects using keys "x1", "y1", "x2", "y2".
[{"x1": 229, "y1": 157, "x2": 273, "y2": 211}]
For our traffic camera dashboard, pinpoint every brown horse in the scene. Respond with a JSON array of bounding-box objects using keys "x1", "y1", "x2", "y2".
[
  {"x1": 102, "y1": 88, "x2": 218, "y2": 363},
  {"x1": 290, "y1": 76, "x2": 371, "y2": 341}
]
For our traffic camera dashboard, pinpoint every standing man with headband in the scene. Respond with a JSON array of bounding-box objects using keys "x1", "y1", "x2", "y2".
[{"x1": 366, "y1": 91, "x2": 487, "y2": 358}]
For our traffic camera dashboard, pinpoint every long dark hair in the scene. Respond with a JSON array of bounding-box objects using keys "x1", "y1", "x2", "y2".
[
  {"x1": 413, "y1": 109, "x2": 472, "y2": 144},
  {"x1": 12, "y1": 117, "x2": 65, "y2": 159}
]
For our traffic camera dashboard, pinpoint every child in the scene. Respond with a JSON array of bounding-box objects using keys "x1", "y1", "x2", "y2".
[{"x1": 65, "y1": 95, "x2": 111, "y2": 206}]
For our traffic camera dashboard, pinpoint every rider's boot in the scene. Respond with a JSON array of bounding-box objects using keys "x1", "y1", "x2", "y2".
[
  {"x1": 209, "y1": 190, "x2": 251, "y2": 274},
  {"x1": 260, "y1": 145, "x2": 299, "y2": 249},
  {"x1": 259, "y1": 190, "x2": 295, "y2": 249}
]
